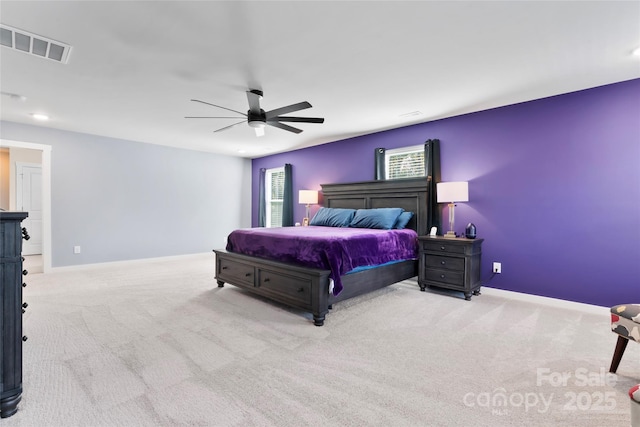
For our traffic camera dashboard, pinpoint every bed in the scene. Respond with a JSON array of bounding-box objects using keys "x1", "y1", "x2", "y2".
[{"x1": 213, "y1": 178, "x2": 430, "y2": 326}]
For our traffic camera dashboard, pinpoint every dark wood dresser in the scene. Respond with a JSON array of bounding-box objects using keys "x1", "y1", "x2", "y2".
[
  {"x1": 418, "y1": 235, "x2": 483, "y2": 300},
  {"x1": 0, "y1": 211, "x2": 29, "y2": 418}
]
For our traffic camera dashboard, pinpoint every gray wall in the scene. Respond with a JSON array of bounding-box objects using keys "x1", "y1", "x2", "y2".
[{"x1": 1, "y1": 121, "x2": 251, "y2": 267}]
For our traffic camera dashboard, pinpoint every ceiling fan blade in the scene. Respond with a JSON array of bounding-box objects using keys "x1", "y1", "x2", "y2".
[
  {"x1": 190, "y1": 99, "x2": 246, "y2": 117},
  {"x1": 266, "y1": 121, "x2": 303, "y2": 134},
  {"x1": 246, "y1": 90, "x2": 263, "y2": 114},
  {"x1": 185, "y1": 116, "x2": 247, "y2": 119},
  {"x1": 265, "y1": 101, "x2": 312, "y2": 119},
  {"x1": 213, "y1": 120, "x2": 246, "y2": 133},
  {"x1": 269, "y1": 116, "x2": 325, "y2": 123}
]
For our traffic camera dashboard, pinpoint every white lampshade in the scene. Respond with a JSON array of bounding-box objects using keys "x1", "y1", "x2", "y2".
[
  {"x1": 437, "y1": 182, "x2": 469, "y2": 203},
  {"x1": 298, "y1": 190, "x2": 318, "y2": 205}
]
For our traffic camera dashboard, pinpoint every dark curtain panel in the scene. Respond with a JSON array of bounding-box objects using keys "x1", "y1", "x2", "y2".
[
  {"x1": 258, "y1": 168, "x2": 266, "y2": 227},
  {"x1": 424, "y1": 139, "x2": 442, "y2": 233},
  {"x1": 282, "y1": 163, "x2": 294, "y2": 226},
  {"x1": 374, "y1": 147, "x2": 386, "y2": 180}
]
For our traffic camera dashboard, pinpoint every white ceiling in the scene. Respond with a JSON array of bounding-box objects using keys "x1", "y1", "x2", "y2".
[{"x1": 1, "y1": 1, "x2": 639, "y2": 158}]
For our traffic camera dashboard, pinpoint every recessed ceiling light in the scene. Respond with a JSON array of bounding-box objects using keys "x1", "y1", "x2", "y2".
[
  {"x1": 237, "y1": 149, "x2": 246, "y2": 153},
  {"x1": 31, "y1": 113, "x2": 49, "y2": 121},
  {"x1": 633, "y1": 46, "x2": 640, "y2": 56}
]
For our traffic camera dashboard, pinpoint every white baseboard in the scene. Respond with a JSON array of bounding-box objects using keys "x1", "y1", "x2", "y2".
[
  {"x1": 481, "y1": 286, "x2": 609, "y2": 315},
  {"x1": 50, "y1": 252, "x2": 212, "y2": 273}
]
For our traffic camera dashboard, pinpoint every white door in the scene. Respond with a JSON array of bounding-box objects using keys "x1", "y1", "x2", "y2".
[{"x1": 16, "y1": 162, "x2": 43, "y2": 255}]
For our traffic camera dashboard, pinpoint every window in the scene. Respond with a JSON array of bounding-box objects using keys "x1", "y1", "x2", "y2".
[
  {"x1": 265, "y1": 167, "x2": 285, "y2": 227},
  {"x1": 385, "y1": 145, "x2": 425, "y2": 179}
]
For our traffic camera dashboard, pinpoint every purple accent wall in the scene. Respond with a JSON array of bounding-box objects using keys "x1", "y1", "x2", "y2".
[{"x1": 252, "y1": 79, "x2": 640, "y2": 307}]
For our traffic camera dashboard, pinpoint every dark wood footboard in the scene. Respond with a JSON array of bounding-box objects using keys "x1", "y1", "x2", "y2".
[
  {"x1": 214, "y1": 249, "x2": 416, "y2": 326},
  {"x1": 214, "y1": 249, "x2": 331, "y2": 325}
]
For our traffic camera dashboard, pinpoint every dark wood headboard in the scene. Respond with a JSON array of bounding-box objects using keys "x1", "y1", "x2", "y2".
[{"x1": 320, "y1": 178, "x2": 429, "y2": 236}]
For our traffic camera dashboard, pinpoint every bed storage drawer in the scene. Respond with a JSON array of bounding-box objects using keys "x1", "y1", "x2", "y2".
[
  {"x1": 258, "y1": 269, "x2": 312, "y2": 306},
  {"x1": 217, "y1": 257, "x2": 255, "y2": 288}
]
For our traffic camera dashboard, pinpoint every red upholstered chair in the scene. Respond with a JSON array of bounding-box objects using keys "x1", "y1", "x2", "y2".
[{"x1": 610, "y1": 304, "x2": 640, "y2": 373}]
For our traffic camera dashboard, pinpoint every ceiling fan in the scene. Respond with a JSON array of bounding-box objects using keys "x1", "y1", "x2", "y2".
[{"x1": 186, "y1": 89, "x2": 325, "y2": 136}]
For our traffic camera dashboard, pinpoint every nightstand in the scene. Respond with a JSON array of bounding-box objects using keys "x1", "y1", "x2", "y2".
[{"x1": 418, "y1": 236, "x2": 483, "y2": 300}]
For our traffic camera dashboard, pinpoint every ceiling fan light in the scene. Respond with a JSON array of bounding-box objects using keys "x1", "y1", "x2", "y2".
[{"x1": 248, "y1": 120, "x2": 265, "y2": 129}]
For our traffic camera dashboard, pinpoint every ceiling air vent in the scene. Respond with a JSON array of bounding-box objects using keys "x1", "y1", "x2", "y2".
[{"x1": 0, "y1": 24, "x2": 71, "y2": 64}]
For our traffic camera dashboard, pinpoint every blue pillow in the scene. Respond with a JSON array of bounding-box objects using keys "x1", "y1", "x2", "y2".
[
  {"x1": 309, "y1": 207, "x2": 356, "y2": 227},
  {"x1": 349, "y1": 208, "x2": 405, "y2": 230},
  {"x1": 393, "y1": 211, "x2": 414, "y2": 229}
]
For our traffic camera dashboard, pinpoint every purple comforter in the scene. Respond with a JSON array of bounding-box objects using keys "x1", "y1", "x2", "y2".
[{"x1": 225, "y1": 226, "x2": 418, "y2": 295}]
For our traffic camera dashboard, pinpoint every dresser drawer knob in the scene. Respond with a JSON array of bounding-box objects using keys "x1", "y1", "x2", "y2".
[
  {"x1": 440, "y1": 246, "x2": 446, "y2": 250},
  {"x1": 22, "y1": 269, "x2": 28, "y2": 276},
  {"x1": 297, "y1": 287, "x2": 305, "y2": 293},
  {"x1": 245, "y1": 272, "x2": 252, "y2": 277},
  {"x1": 440, "y1": 261, "x2": 446, "y2": 265},
  {"x1": 22, "y1": 336, "x2": 28, "y2": 342},
  {"x1": 221, "y1": 266, "x2": 228, "y2": 270},
  {"x1": 263, "y1": 278, "x2": 270, "y2": 283},
  {"x1": 440, "y1": 274, "x2": 446, "y2": 279}
]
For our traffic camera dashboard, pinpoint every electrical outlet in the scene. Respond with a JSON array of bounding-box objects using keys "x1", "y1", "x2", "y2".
[
  {"x1": 493, "y1": 262, "x2": 501, "y2": 274},
  {"x1": 74, "y1": 245, "x2": 81, "y2": 254}
]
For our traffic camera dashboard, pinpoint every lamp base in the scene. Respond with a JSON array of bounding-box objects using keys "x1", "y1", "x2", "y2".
[{"x1": 443, "y1": 231, "x2": 457, "y2": 238}]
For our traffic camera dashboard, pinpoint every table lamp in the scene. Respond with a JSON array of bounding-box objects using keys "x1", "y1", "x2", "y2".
[
  {"x1": 436, "y1": 182, "x2": 469, "y2": 238},
  {"x1": 298, "y1": 190, "x2": 318, "y2": 226}
]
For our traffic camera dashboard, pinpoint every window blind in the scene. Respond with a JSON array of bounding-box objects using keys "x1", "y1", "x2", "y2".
[
  {"x1": 386, "y1": 149, "x2": 425, "y2": 179},
  {"x1": 266, "y1": 168, "x2": 285, "y2": 227}
]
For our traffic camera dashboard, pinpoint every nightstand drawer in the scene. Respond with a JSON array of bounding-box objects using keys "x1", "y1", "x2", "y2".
[
  {"x1": 420, "y1": 241, "x2": 467, "y2": 255},
  {"x1": 424, "y1": 269, "x2": 464, "y2": 286},
  {"x1": 217, "y1": 258, "x2": 255, "y2": 288},
  {"x1": 424, "y1": 255, "x2": 464, "y2": 271}
]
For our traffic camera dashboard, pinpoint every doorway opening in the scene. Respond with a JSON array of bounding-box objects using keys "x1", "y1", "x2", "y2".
[{"x1": 1, "y1": 139, "x2": 52, "y2": 273}]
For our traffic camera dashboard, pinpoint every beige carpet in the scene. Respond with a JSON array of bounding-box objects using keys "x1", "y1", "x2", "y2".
[{"x1": 4, "y1": 253, "x2": 638, "y2": 426}]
